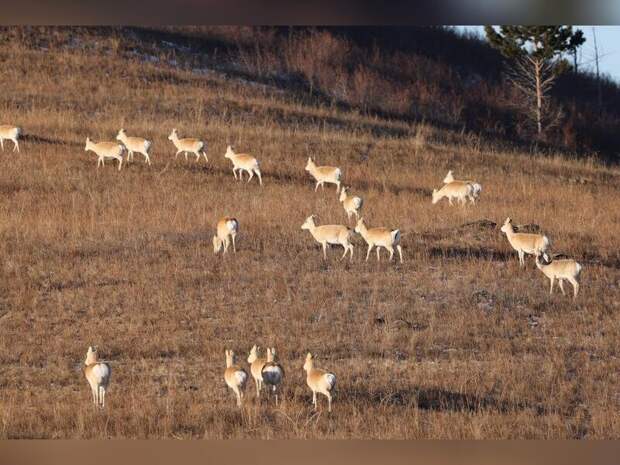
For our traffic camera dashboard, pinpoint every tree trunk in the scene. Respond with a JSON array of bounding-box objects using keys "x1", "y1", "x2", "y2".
[
  {"x1": 534, "y1": 59, "x2": 542, "y2": 135},
  {"x1": 572, "y1": 49, "x2": 578, "y2": 72},
  {"x1": 592, "y1": 27, "x2": 602, "y2": 113}
]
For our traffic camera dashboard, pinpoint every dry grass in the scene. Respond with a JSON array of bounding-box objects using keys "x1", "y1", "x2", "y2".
[{"x1": 0, "y1": 30, "x2": 619, "y2": 439}]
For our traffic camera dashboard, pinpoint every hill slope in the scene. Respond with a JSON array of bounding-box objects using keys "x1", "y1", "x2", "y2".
[
  {"x1": 0, "y1": 27, "x2": 619, "y2": 438},
  {"x1": 139, "y1": 25, "x2": 620, "y2": 160}
]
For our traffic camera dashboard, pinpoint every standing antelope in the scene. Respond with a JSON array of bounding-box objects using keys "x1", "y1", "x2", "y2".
[
  {"x1": 168, "y1": 128, "x2": 208, "y2": 162},
  {"x1": 443, "y1": 170, "x2": 482, "y2": 203},
  {"x1": 262, "y1": 347, "x2": 284, "y2": 405},
  {"x1": 301, "y1": 215, "x2": 354, "y2": 261},
  {"x1": 500, "y1": 217, "x2": 551, "y2": 267},
  {"x1": 432, "y1": 181, "x2": 474, "y2": 206},
  {"x1": 116, "y1": 128, "x2": 152, "y2": 165},
  {"x1": 339, "y1": 186, "x2": 363, "y2": 221},
  {"x1": 84, "y1": 346, "x2": 111, "y2": 408},
  {"x1": 224, "y1": 349, "x2": 248, "y2": 408},
  {"x1": 85, "y1": 137, "x2": 124, "y2": 171},
  {"x1": 303, "y1": 353, "x2": 336, "y2": 413},
  {"x1": 305, "y1": 157, "x2": 342, "y2": 193},
  {"x1": 0, "y1": 125, "x2": 21, "y2": 152},
  {"x1": 535, "y1": 253, "x2": 582, "y2": 299},
  {"x1": 213, "y1": 217, "x2": 239, "y2": 254},
  {"x1": 442, "y1": 170, "x2": 456, "y2": 184},
  {"x1": 354, "y1": 218, "x2": 403, "y2": 263},
  {"x1": 247, "y1": 345, "x2": 267, "y2": 398},
  {"x1": 224, "y1": 145, "x2": 262, "y2": 186}
]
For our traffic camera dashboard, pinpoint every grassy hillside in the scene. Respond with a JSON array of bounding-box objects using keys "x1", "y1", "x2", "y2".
[
  {"x1": 0, "y1": 27, "x2": 619, "y2": 438},
  {"x1": 151, "y1": 26, "x2": 620, "y2": 160}
]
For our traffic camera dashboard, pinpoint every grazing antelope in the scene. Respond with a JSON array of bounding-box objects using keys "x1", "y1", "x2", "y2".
[
  {"x1": 431, "y1": 181, "x2": 473, "y2": 206},
  {"x1": 224, "y1": 349, "x2": 248, "y2": 408},
  {"x1": 301, "y1": 215, "x2": 354, "y2": 261},
  {"x1": 85, "y1": 137, "x2": 124, "y2": 171},
  {"x1": 305, "y1": 157, "x2": 342, "y2": 193},
  {"x1": 213, "y1": 217, "x2": 239, "y2": 254},
  {"x1": 168, "y1": 128, "x2": 208, "y2": 162},
  {"x1": 224, "y1": 145, "x2": 262, "y2": 186},
  {"x1": 354, "y1": 218, "x2": 403, "y2": 263},
  {"x1": 116, "y1": 129, "x2": 152, "y2": 165},
  {"x1": 247, "y1": 345, "x2": 267, "y2": 398},
  {"x1": 303, "y1": 353, "x2": 336, "y2": 412},
  {"x1": 339, "y1": 186, "x2": 363, "y2": 221},
  {"x1": 443, "y1": 170, "x2": 482, "y2": 203},
  {"x1": 83, "y1": 346, "x2": 111, "y2": 408},
  {"x1": 535, "y1": 253, "x2": 582, "y2": 299},
  {"x1": 500, "y1": 217, "x2": 551, "y2": 267},
  {"x1": 262, "y1": 347, "x2": 284, "y2": 405},
  {"x1": 0, "y1": 125, "x2": 21, "y2": 152}
]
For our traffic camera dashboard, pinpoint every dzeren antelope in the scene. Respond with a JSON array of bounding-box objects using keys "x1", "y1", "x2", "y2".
[
  {"x1": 443, "y1": 170, "x2": 482, "y2": 203},
  {"x1": 85, "y1": 137, "x2": 124, "y2": 171},
  {"x1": 432, "y1": 181, "x2": 474, "y2": 206},
  {"x1": 0, "y1": 125, "x2": 21, "y2": 152},
  {"x1": 262, "y1": 347, "x2": 284, "y2": 405},
  {"x1": 339, "y1": 186, "x2": 363, "y2": 221},
  {"x1": 535, "y1": 253, "x2": 582, "y2": 299},
  {"x1": 301, "y1": 215, "x2": 354, "y2": 261},
  {"x1": 500, "y1": 217, "x2": 551, "y2": 267},
  {"x1": 224, "y1": 145, "x2": 262, "y2": 186},
  {"x1": 213, "y1": 217, "x2": 239, "y2": 254},
  {"x1": 303, "y1": 352, "x2": 336, "y2": 412},
  {"x1": 247, "y1": 345, "x2": 267, "y2": 398},
  {"x1": 83, "y1": 346, "x2": 111, "y2": 408},
  {"x1": 354, "y1": 218, "x2": 403, "y2": 263},
  {"x1": 224, "y1": 349, "x2": 248, "y2": 408},
  {"x1": 116, "y1": 129, "x2": 152, "y2": 165},
  {"x1": 305, "y1": 157, "x2": 342, "y2": 193},
  {"x1": 168, "y1": 128, "x2": 208, "y2": 162}
]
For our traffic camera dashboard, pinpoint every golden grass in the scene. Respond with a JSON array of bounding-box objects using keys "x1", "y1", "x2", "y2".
[{"x1": 0, "y1": 31, "x2": 619, "y2": 439}]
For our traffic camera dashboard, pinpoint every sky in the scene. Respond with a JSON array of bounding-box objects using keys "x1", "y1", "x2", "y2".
[{"x1": 455, "y1": 26, "x2": 620, "y2": 83}]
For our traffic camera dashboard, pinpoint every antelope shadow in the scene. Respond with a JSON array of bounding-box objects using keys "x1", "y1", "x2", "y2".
[{"x1": 348, "y1": 386, "x2": 547, "y2": 415}]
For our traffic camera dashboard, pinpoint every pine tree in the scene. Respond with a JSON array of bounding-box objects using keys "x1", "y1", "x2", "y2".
[{"x1": 484, "y1": 26, "x2": 585, "y2": 136}]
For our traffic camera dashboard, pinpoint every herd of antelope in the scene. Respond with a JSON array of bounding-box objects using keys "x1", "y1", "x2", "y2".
[
  {"x1": 2, "y1": 122, "x2": 584, "y2": 412},
  {"x1": 84, "y1": 344, "x2": 332, "y2": 411}
]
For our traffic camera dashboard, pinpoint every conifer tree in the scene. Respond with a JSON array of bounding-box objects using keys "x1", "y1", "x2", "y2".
[{"x1": 484, "y1": 26, "x2": 585, "y2": 136}]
